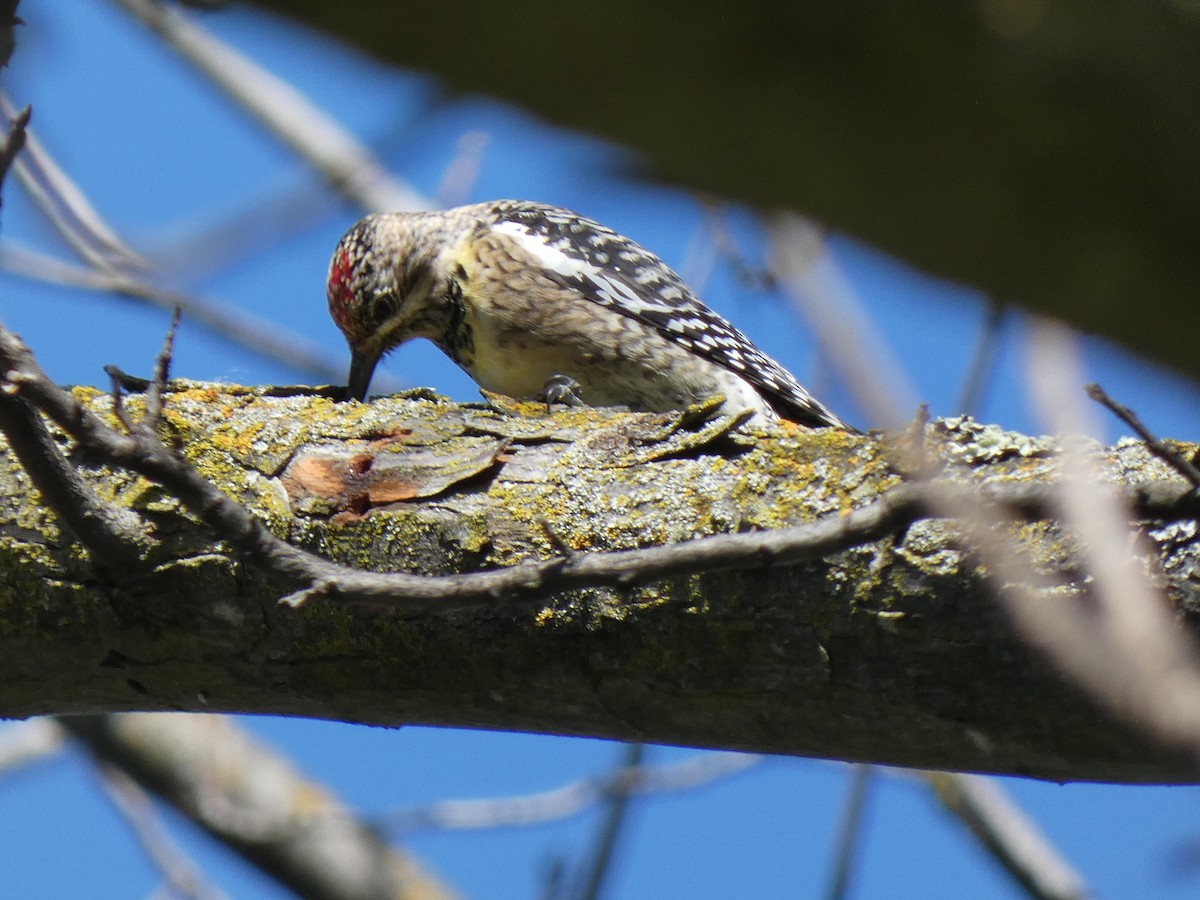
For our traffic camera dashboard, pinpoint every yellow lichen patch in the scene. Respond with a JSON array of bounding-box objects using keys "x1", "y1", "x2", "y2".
[{"x1": 207, "y1": 420, "x2": 267, "y2": 457}]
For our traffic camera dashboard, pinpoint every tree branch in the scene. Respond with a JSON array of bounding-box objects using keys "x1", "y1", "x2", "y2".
[
  {"x1": 64, "y1": 714, "x2": 457, "y2": 900},
  {"x1": 247, "y1": 1, "x2": 1200, "y2": 385},
  {"x1": 0, "y1": 366, "x2": 1196, "y2": 781}
]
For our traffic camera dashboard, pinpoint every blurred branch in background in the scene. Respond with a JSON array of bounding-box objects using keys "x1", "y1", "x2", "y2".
[
  {"x1": 94, "y1": 761, "x2": 233, "y2": 900},
  {"x1": 377, "y1": 751, "x2": 761, "y2": 836},
  {"x1": 770, "y1": 213, "x2": 919, "y2": 431},
  {"x1": 0, "y1": 101, "x2": 28, "y2": 200},
  {"x1": 111, "y1": 0, "x2": 427, "y2": 214},
  {"x1": 955, "y1": 300, "x2": 1007, "y2": 418},
  {"x1": 770, "y1": 213, "x2": 1200, "y2": 766},
  {"x1": 0, "y1": 92, "x2": 356, "y2": 385},
  {"x1": 0, "y1": 719, "x2": 63, "y2": 775},
  {"x1": 63, "y1": 714, "x2": 459, "y2": 900},
  {"x1": 248, "y1": 0, "x2": 1200, "y2": 385},
  {"x1": 0, "y1": 240, "x2": 351, "y2": 383},
  {"x1": 0, "y1": 93, "x2": 147, "y2": 272},
  {"x1": 433, "y1": 130, "x2": 490, "y2": 210},
  {"x1": 3, "y1": 4, "x2": 1197, "y2": 898},
  {"x1": 824, "y1": 765, "x2": 874, "y2": 900},
  {"x1": 1023, "y1": 322, "x2": 1200, "y2": 762},
  {"x1": 570, "y1": 742, "x2": 645, "y2": 900},
  {"x1": 926, "y1": 771, "x2": 1091, "y2": 900},
  {"x1": 766, "y1": 213, "x2": 1200, "y2": 896}
]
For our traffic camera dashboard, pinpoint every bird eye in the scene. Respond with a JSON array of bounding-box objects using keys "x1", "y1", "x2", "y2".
[{"x1": 371, "y1": 294, "x2": 399, "y2": 325}]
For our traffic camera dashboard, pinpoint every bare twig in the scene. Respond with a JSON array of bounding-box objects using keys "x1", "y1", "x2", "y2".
[
  {"x1": 541, "y1": 858, "x2": 568, "y2": 900},
  {"x1": 0, "y1": 383, "x2": 147, "y2": 572},
  {"x1": 146, "y1": 306, "x2": 182, "y2": 425},
  {"x1": 769, "y1": 213, "x2": 918, "y2": 430},
  {"x1": 104, "y1": 365, "x2": 136, "y2": 433},
  {"x1": 0, "y1": 242, "x2": 368, "y2": 388},
  {"x1": 0, "y1": 101, "x2": 29, "y2": 198},
  {"x1": 699, "y1": 201, "x2": 775, "y2": 291},
  {"x1": 0, "y1": 719, "x2": 64, "y2": 775},
  {"x1": 5, "y1": 316, "x2": 1198, "y2": 612},
  {"x1": 111, "y1": 0, "x2": 426, "y2": 213},
  {"x1": 926, "y1": 772, "x2": 1090, "y2": 900},
  {"x1": 676, "y1": 208, "x2": 719, "y2": 292},
  {"x1": 769, "y1": 215, "x2": 1200, "y2": 761},
  {"x1": 0, "y1": 97, "x2": 397, "y2": 389},
  {"x1": 824, "y1": 766, "x2": 873, "y2": 900},
  {"x1": 64, "y1": 714, "x2": 457, "y2": 900},
  {"x1": 1086, "y1": 381, "x2": 1200, "y2": 489},
  {"x1": 574, "y1": 743, "x2": 645, "y2": 900},
  {"x1": 146, "y1": 174, "x2": 341, "y2": 279},
  {"x1": 434, "y1": 130, "x2": 490, "y2": 209},
  {"x1": 1026, "y1": 321, "x2": 1200, "y2": 761},
  {"x1": 94, "y1": 762, "x2": 232, "y2": 900},
  {"x1": 0, "y1": 113, "x2": 148, "y2": 573},
  {"x1": 377, "y1": 751, "x2": 760, "y2": 835},
  {"x1": 763, "y1": 220, "x2": 1142, "y2": 886},
  {"x1": 0, "y1": 92, "x2": 147, "y2": 271},
  {"x1": 956, "y1": 300, "x2": 1005, "y2": 417}
]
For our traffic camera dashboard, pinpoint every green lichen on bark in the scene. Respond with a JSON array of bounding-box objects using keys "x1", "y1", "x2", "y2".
[{"x1": 0, "y1": 383, "x2": 1196, "y2": 782}]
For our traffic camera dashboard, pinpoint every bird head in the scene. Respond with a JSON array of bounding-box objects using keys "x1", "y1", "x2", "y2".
[{"x1": 327, "y1": 213, "x2": 442, "y2": 401}]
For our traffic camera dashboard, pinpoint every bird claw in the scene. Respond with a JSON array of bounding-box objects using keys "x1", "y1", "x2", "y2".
[{"x1": 539, "y1": 374, "x2": 585, "y2": 410}]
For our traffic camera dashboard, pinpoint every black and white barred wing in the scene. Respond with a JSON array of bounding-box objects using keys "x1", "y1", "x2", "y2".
[{"x1": 490, "y1": 202, "x2": 847, "y2": 428}]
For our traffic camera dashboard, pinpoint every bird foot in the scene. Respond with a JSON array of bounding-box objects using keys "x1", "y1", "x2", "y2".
[{"x1": 539, "y1": 374, "x2": 585, "y2": 409}]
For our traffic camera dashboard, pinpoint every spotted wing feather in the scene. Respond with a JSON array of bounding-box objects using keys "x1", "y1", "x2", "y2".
[{"x1": 487, "y1": 202, "x2": 847, "y2": 428}]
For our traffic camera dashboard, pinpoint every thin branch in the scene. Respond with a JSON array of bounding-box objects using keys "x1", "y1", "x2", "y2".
[
  {"x1": 769, "y1": 213, "x2": 919, "y2": 430},
  {"x1": 541, "y1": 858, "x2": 569, "y2": 900},
  {"x1": 769, "y1": 215, "x2": 1200, "y2": 761},
  {"x1": 1086, "y1": 381, "x2": 1200, "y2": 489},
  {"x1": 377, "y1": 751, "x2": 760, "y2": 835},
  {"x1": 824, "y1": 766, "x2": 873, "y2": 900},
  {"x1": 0, "y1": 242, "x2": 368, "y2": 388},
  {"x1": 926, "y1": 772, "x2": 1090, "y2": 900},
  {"x1": 433, "y1": 130, "x2": 490, "y2": 209},
  {"x1": 955, "y1": 300, "x2": 1005, "y2": 417},
  {"x1": 0, "y1": 387, "x2": 146, "y2": 572},
  {"x1": 699, "y1": 201, "x2": 775, "y2": 291},
  {"x1": 111, "y1": 0, "x2": 427, "y2": 213},
  {"x1": 574, "y1": 742, "x2": 645, "y2": 900},
  {"x1": 766, "y1": 213, "x2": 1200, "y2": 873},
  {"x1": 0, "y1": 719, "x2": 64, "y2": 775},
  {"x1": 94, "y1": 761, "x2": 232, "y2": 900},
  {"x1": 1026, "y1": 321, "x2": 1200, "y2": 761},
  {"x1": 0, "y1": 101, "x2": 29, "y2": 197},
  {"x1": 0, "y1": 111, "x2": 147, "y2": 573},
  {"x1": 0, "y1": 99, "x2": 394, "y2": 388},
  {"x1": 3, "y1": 317, "x2": 1197, "y2": 613},
  {"x1": 0, "y1": 92, "x2": 147, "y2": 271},
  {"x1": 104, "y1": 364, "x2": 136, "y2": 433},
  {"x1": 145, "y1": 173, "x2": 341, "y2": 279},
  {"x1": 145, "y1": 306, "x2": 182, "y2": 425},
  {"x1": 674, "y1": 207, "x2": 718, "y2": 292},
  {"x1": 64, "y1": 714, "x2": 457, "y2": 900}
]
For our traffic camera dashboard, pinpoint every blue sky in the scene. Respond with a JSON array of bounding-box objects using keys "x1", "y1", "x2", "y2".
[{"x1": 2, "y1": 2, "x2": 1199, "y2": 897}]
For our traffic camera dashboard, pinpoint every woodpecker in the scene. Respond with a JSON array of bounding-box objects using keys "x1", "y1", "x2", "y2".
[{"x1": 327, "y1": 200, "x2": 850, "y2": 429}]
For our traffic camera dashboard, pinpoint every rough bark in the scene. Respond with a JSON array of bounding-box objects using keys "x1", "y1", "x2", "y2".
[{"x1": 3, "y1": 383, "x2": 1198, "y2": 783}]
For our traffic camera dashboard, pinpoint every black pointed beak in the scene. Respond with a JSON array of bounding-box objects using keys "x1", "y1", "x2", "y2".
[{"x1": 346, "y1": 347, "x2": 380, "y2": 402}]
